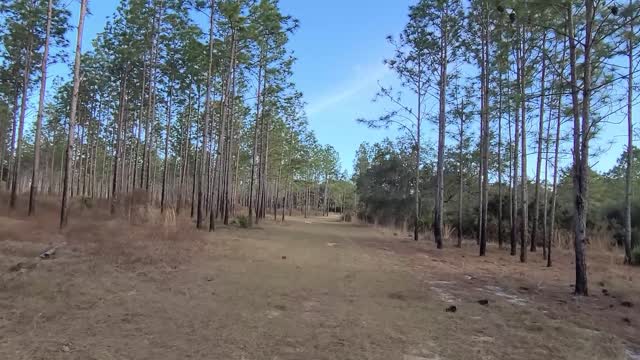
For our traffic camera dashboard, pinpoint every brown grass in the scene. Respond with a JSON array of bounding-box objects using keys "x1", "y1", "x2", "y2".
[
  {"x1": 1, "y1": 197, "x2": 639, "y2": 359},
  {"x1": 0, "y1": 193, "x2": 204, "y2": 270}
]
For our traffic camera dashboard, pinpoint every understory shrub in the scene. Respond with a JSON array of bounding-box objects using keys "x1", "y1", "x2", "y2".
[{"x1": 236, "y1": 215, "x2": 249, "y2": 228}]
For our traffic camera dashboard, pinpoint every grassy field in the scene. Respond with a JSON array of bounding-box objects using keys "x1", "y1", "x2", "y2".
[{"x1": 1, "y1": 204, "x2": 639, "y2": 360}]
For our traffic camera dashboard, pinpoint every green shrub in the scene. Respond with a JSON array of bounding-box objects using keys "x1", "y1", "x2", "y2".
[
  {"x1": 631, "y1": 246, "x2": 640, "y2": 266},
  {"x1": 236, "y1": 215, "x2": 249, "y2": 228}
]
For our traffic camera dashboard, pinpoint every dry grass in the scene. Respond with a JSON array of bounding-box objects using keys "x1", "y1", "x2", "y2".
[
  {"x1": 0, "y1": 193, "x2": 204, "y2": 271},
  {"x1": 1, "y1": 198, "x2": 639, "y2": 359}
]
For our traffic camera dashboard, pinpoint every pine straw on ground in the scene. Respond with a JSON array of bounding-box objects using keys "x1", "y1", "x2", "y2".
[{"x1": 1, "y1": 200, "x2": 639, "y2": 360}]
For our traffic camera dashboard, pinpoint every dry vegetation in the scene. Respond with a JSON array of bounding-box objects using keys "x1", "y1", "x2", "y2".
[{"x1": 1, "y1": 198, "x2": 639, "y2": 360}]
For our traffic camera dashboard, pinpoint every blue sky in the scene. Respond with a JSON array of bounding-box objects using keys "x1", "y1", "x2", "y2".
[{"x1": 51, "y1": 0, "x2": 635, "y2": 176}]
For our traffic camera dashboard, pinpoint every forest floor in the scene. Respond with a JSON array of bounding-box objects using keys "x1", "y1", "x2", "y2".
[{"x1": 1, "y1": 205, "x2": 640, "y2": 360}]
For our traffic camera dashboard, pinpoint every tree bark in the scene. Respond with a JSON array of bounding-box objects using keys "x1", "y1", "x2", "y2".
[
  {"x1": 479, "y1": 16, "x2": 490, "y2": 256},
  {"x1": 531, "y1": 31, "x2": 548, "y2": 253},
  {"x1": 10, "y1": 37, "x2": 33, "y2": 209},
  {"x1": 518, "y1": 26, "x2": 528, "y2": 263},
  {"x1": 161, "y1": 83, "x2": 172, "y2": 213},
  {"x1": 457, "y1": 96, "x2": 465, "y2": 248},
  {"x1": 511, "y1": 80, "x2": 520, "y2": 257},
  {"x1": 29, "y1": 0, "x2": 53, "y2": 215},
  {"x1": 624, "y1": 6, "x2": 634, "y2": 264},
  {"x1": 568, "y1": 5, "x2": 588, "y2": 295},
  {"x1": 198, "y1": 0, "x2": 215, "y2": 229},
  {"x1": 414, "y1": 59, "x2": 422, "y2": 242},
  {"x1": 60, "y1": 0, "x2": 87, "y2": 228},
  {"x1": 111, "y1": 76, "x2": 128, "y2": 215},
  {"x1": 248, "y1": 60, "x2": 263, "y2": 226}
]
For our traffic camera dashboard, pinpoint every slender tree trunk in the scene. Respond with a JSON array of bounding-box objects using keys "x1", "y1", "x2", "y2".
[
  {"x1": 191, "y1": 141, "x2": 198, "y2": 218},
  {"x1": 479, "y1": 19, "x2": 490, "y2": 256},
  {"x1": 0, "y1": 124, "x2": 5, "y2": 190},
  {"x1": 568, "y1": 5, "x2": 588, "y2": 295},
  {"x1": 232, "y1": 140, "x2": 240, "y2": 216},
  {"x1": 511, "y1": 84, "x2": 520, "y2": 257},
  {"x1": 10, "y1": 38, "x2": 33, "y2": 209},
  {"x1": 210, "y1": 70, "x2": 231, "y2": 231},
  {"x1": 458, "y1": 99, "x2": 465, "y2": 248},
  {"x1": 323, "y1": 173, "x2": 329, "y2": 217},
  {"x1": 275, "y1": 155, "x2": 283, "y2": 221},
  {"x1": 60, "y1": 0, "x2": 87, "y2": 228},
  {"x1": 549, "y1": 80, "x2": 563, "y2": 268},
  {"x1": 48, "y1": 145, "x2": 55, "y2": 194},
  {"x1": 28, "y1": 0, "x2": 53, "y2": 215},
  {"x1": 497, "y1": 73, "x2": 504, "y2": 249},
  {"x1": 518, "y1": 28, "x2": 528, "y2": 263},
  {"x1": 77, "y1": 121, "x2": 85, "y2": 197},
  {"x1": 198, "y1": 0, "x2": 215, "y2": 229},
  {"x1": 224, "y1": 44, "x2": 237, "y2": 225},
  {"x1": 161, "y1": 84, "x2": 172, "y2": 213},
  {"x1": 177, "y1": 91, "x2": 191, "y2": 215},
  {"x1": 6, "y1": 81, "x2": 20, "y2": 192},
  {"x1": 434, "y1": 21, "x2": 448, "y2": 250},
  {"x1": 624, "y1": 10, "x2": 634, "y2": 264},
  {"x1": 414, "y1": 60, "x2": 422, "y2": 242},
  {"x1": 248, "y1": 60, "x2": 263, "y2": 226},
  {"x1": 531, "y1": 31, "x2": 547, "y2": 253},
  {"x1": 542, "y1": 92, "x2": 552, "y2": 260},
  {"x1": 111, "y1": 76, "x2": 128, "y2": 215},
  {"x1": 133, "y1": 59, "x2": 146, "y2": 190}
]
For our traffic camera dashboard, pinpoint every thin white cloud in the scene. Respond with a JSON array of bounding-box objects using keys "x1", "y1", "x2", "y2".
[{"x1": 306, "y1": 62, "x2": 389, "y2": 116}]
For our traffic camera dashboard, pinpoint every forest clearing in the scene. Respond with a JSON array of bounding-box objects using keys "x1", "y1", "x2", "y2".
[
  {"x1": 1, "y1": 0, "x2": 640, "y2": 358},
  {"x1": 1, "y1": 200, "x2": 639, "y2": 360}
]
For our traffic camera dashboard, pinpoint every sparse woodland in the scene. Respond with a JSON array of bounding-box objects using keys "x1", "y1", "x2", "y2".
[
  {"x1": 2, "y1": 1, "x2": 640, "y2": 358},
  {"x1": 356, "y1": 0, "x2": 640, "y2": 296},
  {"x1": 0, "y1": 0, "x2": 350, "y2": 230},
  {"x1": 0, "y1": 0, "x2": 639, "y2": 303}
]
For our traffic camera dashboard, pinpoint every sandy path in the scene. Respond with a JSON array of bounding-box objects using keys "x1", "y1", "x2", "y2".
[{"x1": 1, "y1": 215, "x2": 637, "y2": 359}]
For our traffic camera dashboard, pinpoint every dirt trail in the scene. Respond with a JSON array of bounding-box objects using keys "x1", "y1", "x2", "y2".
[{"x1": 1, "y1": 215, "x2": 639, "y2": 360}]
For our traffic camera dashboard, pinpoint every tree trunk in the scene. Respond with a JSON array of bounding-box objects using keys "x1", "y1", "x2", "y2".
[
  {"x1": 10, "y1": 38, "x2": 33, "y2": 209},
  {"x1": 133, "y1": 59, "x2": 146, "y2": 190},
  {"x1": 177, "y1": 91, "x2": 191, "y2": 215},
  {"x1": 6, "y1": 80, "x2": 20, "y2": 192},
  {"x1": 457, "y1": 98, "x2": 465, "y2": 248},
  {"x1": 414, "y1": 59, "x2": 422, "y2": 242},
  {"x1": 28, "y1": 0, "x2": 53, "y2": 215},
  {"x1": 511, "y1": 83, "x2": 520, "y2": 257},
  {"x1": 479, "y1": 18, "x2": 490, "y2": 257},
  {"x1": 323, "y1": 173, "x2": 329, "y2": 217},
  {"x1": 542, "y1": 91, "x2": 552, "y2": 260},
  {"x1": 531, "y1": 31, "x2": 547, "y2": 253},
  {"x1": 497, "y1": 72, "x2": 504, "y2": 249},
  {"x1": 624, "y1": 8, "x2": 634, "y2": 264},
  {"x1": 434, "y1": 20, "x2": 447, "y2": 250},
  {"x1": 60, "y1": 0, "x2": 87, "y2": 228},
  {"x1": 549, "y1": 77, "x2": 564, "y2": 268},
  {"x1": 518, "y1": 27, "x2": 528, "y2": 263},
  {"x1": 568, "y1": 5, "x2": 588, "y2": 295},
  {"x1": 161, "y1": 84, "x2": 172, "y2": 213},
  {"x1": 198, "y1": 0, "x2": 215, "y2": 229},
  {"x1": 248, "y1": 60, "x2": 263, "y2": 226},
  {"x1": 111, "y1": 76, "x2": 128, "y2": 215}
]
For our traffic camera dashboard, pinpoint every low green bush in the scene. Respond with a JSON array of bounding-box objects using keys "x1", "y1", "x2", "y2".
[{"x1": 236, "y1": 215, "x2": 249, "y2": 228}]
